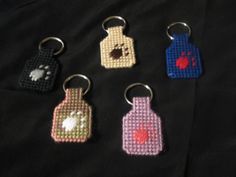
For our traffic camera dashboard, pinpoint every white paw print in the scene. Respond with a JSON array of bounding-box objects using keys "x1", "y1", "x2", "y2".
[
  {"x1": 62, "y1": 111, "x2": 87, "y2": 132},
  {"x1": 29, "y1": 65, "x2": 51, "y2": 81}
]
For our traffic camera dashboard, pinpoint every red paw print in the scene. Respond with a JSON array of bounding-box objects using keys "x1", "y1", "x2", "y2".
[
  {"x1": 133, "y1": 128, "x2": 149, "y2": 144},
  {"x1": 176, "y1": 51, "x2": 197, "y2": 70},
  {"x1": 176, "y1": 51, "x2": 190, "y2": 70}
]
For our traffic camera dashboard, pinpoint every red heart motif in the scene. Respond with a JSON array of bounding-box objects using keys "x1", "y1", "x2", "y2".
[{"x1": 133, "y1": 128, "x2": 149, "y2": 144}]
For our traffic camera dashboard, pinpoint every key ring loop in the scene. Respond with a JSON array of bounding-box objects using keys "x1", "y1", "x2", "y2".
[
  {"x1": 63, "y1": 74, "x2": 91, "y2": 95},
  {"x1": 124, "y1": 83, "x2": 153, "y2": 105},
  {"x1": 166, "y1": 22, "x2": 191, "y2": 40},
  {"x1": 102, "y1": 16, "x2": 126, "y2": 33},
  {"x1": 38, "y1": 37, "x2": 64, "y2": 56}
]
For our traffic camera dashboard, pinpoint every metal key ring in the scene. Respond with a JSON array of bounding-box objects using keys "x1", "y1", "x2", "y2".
[
  {"x1": 124, "y1": 83, "x2": 153, "y2": 105},
  {"x1": 63, "y1": 74, "x2": 91, "y2": 95},
  {"x1": 102, "y1": 16, "x2": 126, "y2": 33},
  {"x1": 38, "y1": 37, "x2": 64, "y2": 56},
  {"x1": 166, "y1": 22, "x2": 191, "y2": 40}
]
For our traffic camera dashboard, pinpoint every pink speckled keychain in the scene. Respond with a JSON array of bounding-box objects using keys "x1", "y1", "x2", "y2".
[{"x1": 122, "y1": 83, "x2": 163, "y2": 155}]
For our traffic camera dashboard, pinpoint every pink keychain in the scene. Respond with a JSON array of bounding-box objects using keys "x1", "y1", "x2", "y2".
[{"x1": 122, "y1": 83, "x2": 163, "y2": 155}]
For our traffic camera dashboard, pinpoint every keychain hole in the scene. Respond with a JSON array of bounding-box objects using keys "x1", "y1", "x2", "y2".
[
  {"x1": 104, "y1": 20, "x2": 124, "y2": 28},
  {"x1": 65, "y1": 79, "x2": 88, "y2": 90},
  {"x1": 169, "y1": 26, "x2": 189, "y2": 34},
  {"x1": 128, "y1": 87, "x2": 150, "y2": 98}
]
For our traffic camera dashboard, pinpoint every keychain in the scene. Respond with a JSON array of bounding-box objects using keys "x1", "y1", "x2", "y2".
[
  {"x1": 122, "y1": 83, "x2": 163, "y2": 155},
  {"x1": 51, "y1": 74, "x2": 92, "y2": 143},
  {"x1": 166, "y1": 22, "x2": 202, "y2": 78},
  {"x1": 100, "y1": 16, "x2": 136, "y2": 69},
  {"x1": 19, "y1": 37, "x2": 64, "y2": 92}
]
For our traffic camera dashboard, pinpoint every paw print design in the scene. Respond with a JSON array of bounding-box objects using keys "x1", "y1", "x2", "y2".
[
  {"x1": 176, "y1": 51, "x2": 196, "y2": 70},
  {"x1": 109, "y1": 43, "x2": 129, "y2": 60},
  {"x1": 29, "y1": 65, "x2": 51, "y2": 81},
  {"x1": 62, "y1": 111, "x2": 87, "y2": 132}
]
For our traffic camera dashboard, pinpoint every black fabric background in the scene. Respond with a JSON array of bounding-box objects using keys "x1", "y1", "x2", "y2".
[{"x1": 0, "y1": 0, "x2": 236, "y2": 177}]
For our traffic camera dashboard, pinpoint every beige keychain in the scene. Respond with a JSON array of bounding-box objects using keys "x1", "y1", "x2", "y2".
[{"x1": 100, "y1": 16, "x2": 136, "y2": 69}]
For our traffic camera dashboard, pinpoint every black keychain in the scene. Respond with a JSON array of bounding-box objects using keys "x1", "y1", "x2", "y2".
[{"x1": 19, "y1": 37, "x2": 64, "y2": 92}]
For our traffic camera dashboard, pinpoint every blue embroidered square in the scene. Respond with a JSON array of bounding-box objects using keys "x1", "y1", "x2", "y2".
[{"x1": 165, "y1": 33, "x2": 202, "y2": 79}]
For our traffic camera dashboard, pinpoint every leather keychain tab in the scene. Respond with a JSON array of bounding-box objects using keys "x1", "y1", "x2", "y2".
[
  {"x1": 51, "y1": 74, "x2": 92, "y2": 143},
  {"x1": 100, "y1": 16, "x2": 136, "y2": 69}
]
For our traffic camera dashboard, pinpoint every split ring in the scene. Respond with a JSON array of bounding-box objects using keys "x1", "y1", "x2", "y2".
[
  {"x1": 38, "y1": 37, "x2": 64, "y2": 56},
  {"x1": 102, "y1": 16, "x2": 126, "y2": 33},
  {"x1": 166, "y1": 22, "x2": 191, "y2": 40},
  {"x1": 63, "y1": 74, "x2": 91, "y2": 95},
  {"x1": 124, "y1": 83, "x2": 153, "y2": 105}
]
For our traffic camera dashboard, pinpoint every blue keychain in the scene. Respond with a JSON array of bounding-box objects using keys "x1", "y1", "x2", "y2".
[{"x1": 165, "y1": 22, "x2": 202, "y2": 79}]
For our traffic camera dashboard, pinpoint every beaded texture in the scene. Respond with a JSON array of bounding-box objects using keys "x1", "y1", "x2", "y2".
[
  {"x1": 166, "y1": 33, "x2": 202, "y2": 79},
  {"x1": 19, "y1": 48, "x2": 59, "y2": 92},
  {"x1": 122, "y1": 97, "x2": 163, "y2": 155},
  {"x1": 51, "y1": 88, "x2": 92, "y2": 143},
  {"x1": 100, "y1": 26, "x2": 136, "y2": 68}
]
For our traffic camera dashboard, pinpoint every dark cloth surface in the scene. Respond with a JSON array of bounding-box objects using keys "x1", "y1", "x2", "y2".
[{"x1": 0, "y1": 0, "x2": 236, "y2": 177}]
